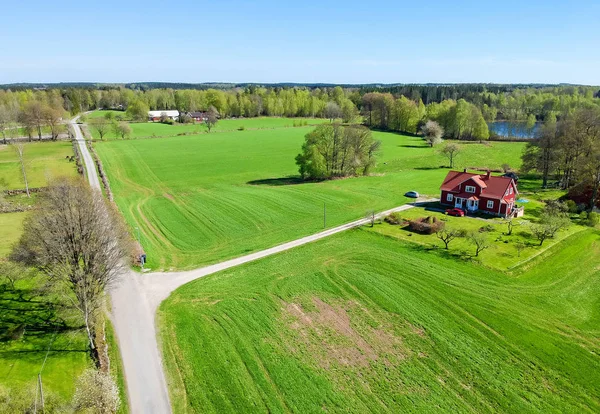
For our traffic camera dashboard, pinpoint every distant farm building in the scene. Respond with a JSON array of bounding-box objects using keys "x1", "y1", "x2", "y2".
[
  {"x1": 148, "y1": 110, "x2": 179, "y2": 122},
  {"x1": 440, "y1": 170, "x2": 523, "y2": 218},
  {"x1": 187, "y1": 112, "x2": 208, "y2": 122}
]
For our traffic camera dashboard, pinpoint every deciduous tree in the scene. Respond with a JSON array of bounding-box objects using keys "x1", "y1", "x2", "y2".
[
  {"x1": 11, "y1": 178, "x2": 131, "y2": 353},
  {"x1": 441, "y1": 143, "x2": 460, "y2": 168},
  {"x1": 421, "y1": 120, "x2": 444, "y2": 147}
]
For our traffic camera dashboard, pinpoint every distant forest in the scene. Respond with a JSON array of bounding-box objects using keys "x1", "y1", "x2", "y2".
[{"x1": 1, "y1": 83, "x2": 599, "y2": 142}]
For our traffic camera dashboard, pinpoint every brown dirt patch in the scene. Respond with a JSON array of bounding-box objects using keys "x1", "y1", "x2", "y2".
[
  {"x1": 283, "y1": 297, "x2": 412, "y2": 369},
  {"x1": 163, "y1": 193, "x2": 175, "y2": 201}
]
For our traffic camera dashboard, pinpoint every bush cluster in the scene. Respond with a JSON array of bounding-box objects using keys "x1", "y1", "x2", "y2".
[
  {"x1": 408, "y1": 216, "x2": 445, "y2": 234},
  {"x1": 384, "y1": 212, "x2": 405, "y2": 225}
]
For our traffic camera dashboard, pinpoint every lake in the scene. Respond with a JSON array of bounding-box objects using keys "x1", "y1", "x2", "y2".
[{"x1": 488, "y1": 121, "x2": 540, "y2": 139}]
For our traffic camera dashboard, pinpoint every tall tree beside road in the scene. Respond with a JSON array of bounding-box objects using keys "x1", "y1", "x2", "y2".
[
  {"x1": 11, "y1": 178, "x2": 132, "y2": 354},
  {"x1": 90, "y1": 117, "x2": 110, "y2": 140}
]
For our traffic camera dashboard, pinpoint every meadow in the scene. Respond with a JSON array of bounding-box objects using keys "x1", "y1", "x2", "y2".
[
  {"x1": 0, "y1": 141, "x2": 78, "y2": 189},
  {"x1": 158, "y1": 228, "x2": 600, "y2": 413},
  {"x1": 95, "y1": 127, "x2": 526, "y2": 270},
  {"x1": 87, "y1": 112, "x2": 331, "y2": 140}
]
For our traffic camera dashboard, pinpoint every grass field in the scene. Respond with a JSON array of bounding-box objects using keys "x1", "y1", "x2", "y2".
[
  {"x1": 0, "y1": 141, "x2": 77, "y2": 189},
  {"x1": 88, "y1": 113, "x2": 331, "y2": 140},
  {"x1": 158, "y1": 228, "x2": 600, "y2": 413},
  {"x1": 95, "y1": 128, "x2": 525, "y2": 270}
]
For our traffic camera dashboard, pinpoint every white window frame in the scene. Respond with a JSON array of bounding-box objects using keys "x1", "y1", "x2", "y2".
[
  {"x1": 487, "y1": 200, "x2": 494, "y2": 209},
  {"x1": 447, "y1": 193, "x2": 453, "y2": 202},
  {"x1": 465, "y1": 185, "x2": 476, "y2": 193}
]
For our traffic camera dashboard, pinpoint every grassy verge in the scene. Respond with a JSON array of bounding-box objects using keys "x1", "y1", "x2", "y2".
[
  {"x1": 105, "y1": 318, "x2": 129, "y2": 414},
  {"x1": 158, "y1": 228, "x2": 600, "y2": 413}
]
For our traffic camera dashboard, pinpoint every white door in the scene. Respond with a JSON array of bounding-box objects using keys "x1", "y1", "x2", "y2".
[{"x1": 455, "y1": 198, "x2": 463, "y2": 208}]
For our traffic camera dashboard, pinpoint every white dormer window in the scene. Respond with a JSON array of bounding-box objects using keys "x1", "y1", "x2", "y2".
[
  {"x1": 465, "y1": 186, "x2": 476, "y2": 193},
  {"x1": 447, "y1": 193, "x2": 453, "y2": 202}
]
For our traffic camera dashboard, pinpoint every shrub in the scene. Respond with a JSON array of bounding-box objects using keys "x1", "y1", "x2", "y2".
[
  {"x1": 587, "y1": 212, "x2": 599, "y2": 227},
  {"x1": 479, "y1": 224, "x2": 495, "y2": 232},
  {"x1": 384, "y1": 212, "x2": 404, "y2": 225},
  {"x1": 238, "y1": 126, "x2": 246, "y2": 131},
  {"x1": 408, "y1": 216, "x2": 445, "y2": 234},
  {"x1": 564, "y1": 199, "x2": 578, "y2": 214},
  {"x1": 580, "y1": 211, "x2": 588, "y2": 221}
]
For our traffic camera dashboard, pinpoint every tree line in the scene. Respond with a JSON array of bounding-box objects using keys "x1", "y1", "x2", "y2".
[
  {"x1": 522, "y1": 106, "x2": 600, "y2": 209},
  {"x1": 1, "y1": 84, "x2": 598, "y2": 143}
]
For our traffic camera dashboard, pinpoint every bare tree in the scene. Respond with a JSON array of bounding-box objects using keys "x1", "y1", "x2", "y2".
[
  {"x1": 441, "y1": 143, "x2": 460, "y2": 169},
  {"x1": 13, "y1": 142, "x2": 30, "y2": 197},
  {"x1": 43, "y1": 106, "x2": 64, "y2": 141},
  {"x1": 468, "y1": 232, "x2": 490, "y2": 257},
  {"x1": 23, "y1": 101, "x2": 45, "y2": 140},
  {"x1": 205, "y1": 106, "x2": 219, "y2": 132},
  {"x1": 324, "y1": 101, "x2": 343, "y2": 122},
  {"x1": 0, "y1": 105, "x2": 12, "y2": 144},
  {"x1": 421, "y1": 120, "x2": 444, "y2": 147},
  {"x1": 116, "y1": 122, "x2": 131, "y2": 139},
  {"x1": 91, "y1": 118, "x2": 110, "y2": 140},
  {"x1": 436, "y1": 228, "x2": 461, "y2": 249},
  {"x1": 11, "y1": 178, "x2": 131, "y2": 353}
]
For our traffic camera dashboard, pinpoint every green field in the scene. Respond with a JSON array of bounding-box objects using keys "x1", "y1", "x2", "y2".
[
  {"x1": 159, "y1": 228, "x2": 600, "y2": 413},
  {"x1": 95, "y1": 128, "x2": 525, "y2": 270},
  {"x1": 0, "y1": 141, "x2": 77, "y2": 189},
  {"x1": 88, "y1": 113, "x2": 331, "y2": 140}
]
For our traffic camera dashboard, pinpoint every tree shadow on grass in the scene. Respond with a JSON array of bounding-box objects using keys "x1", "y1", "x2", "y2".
[
  {"x1": 0, "y1": 283, "x2": 78, "y2": 345},
  {"x1": 247, "y1": 176, "x2": 313, "y2": 186},
  {"x1": 399, "y1": 144, "x2": 429, "y2": 149}
]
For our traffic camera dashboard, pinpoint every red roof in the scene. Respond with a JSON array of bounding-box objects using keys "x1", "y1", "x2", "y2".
[{"x1": 440, "y1": 170, "x2": 516, "y2": 200}]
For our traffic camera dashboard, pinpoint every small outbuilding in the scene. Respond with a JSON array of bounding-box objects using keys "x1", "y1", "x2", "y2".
[{"x1": 148, "y1": 110, "x2": 179, "y2": 122}]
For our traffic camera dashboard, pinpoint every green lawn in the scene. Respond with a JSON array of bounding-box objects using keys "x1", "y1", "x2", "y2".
[
  {"x1": 372, "y1": 206, "x2": 585, "y2": 271},
  {"x1": 0, "y1": 212, "x2": 26, "y2": 257},
  {"x1": 0, "y1": 272, "x2": 90, "y2": 403},
  {"x1": 89, "y1": 114, "x2": 331, "y2": 140},
  {"x1": 158, "y1": 228, "x2": 600, "y2": 413},
  {"x1": 95, "y1": 129, "x2": 525, "y2": 270},
  {"x1": 0, "y1": 141, "x2": 77, "y2": 189}
]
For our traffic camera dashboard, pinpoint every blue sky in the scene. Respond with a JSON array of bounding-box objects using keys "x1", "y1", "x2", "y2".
[{"x1": 1, "y1": 0, "x2": 598, "y2": 84}]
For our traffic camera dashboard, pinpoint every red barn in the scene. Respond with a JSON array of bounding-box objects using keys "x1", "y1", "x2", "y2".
[{"x1": 440, "y1": 170, "x2": 521, "y2": 218}]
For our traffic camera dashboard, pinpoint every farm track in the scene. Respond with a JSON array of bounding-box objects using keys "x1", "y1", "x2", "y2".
[{"x1": 74, "y1": 118, "x2": 427, "y2": 413}]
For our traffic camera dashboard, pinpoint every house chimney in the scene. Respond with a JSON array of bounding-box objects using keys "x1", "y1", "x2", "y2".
[
  {"x1": 486, "y1": 170, "x2": 491, "y2": 179},
  {"x1": 463, "y1": 168, "x2": 467, "y2": 173}
]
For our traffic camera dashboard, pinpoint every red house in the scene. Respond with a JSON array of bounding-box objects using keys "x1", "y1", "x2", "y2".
[{"x1": 440, "y1": 170, "x2": 521, "y2": 218}]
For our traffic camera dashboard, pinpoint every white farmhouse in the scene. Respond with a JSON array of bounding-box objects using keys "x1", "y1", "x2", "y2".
[{"x1": 148, "y1": 110, "x2": 179, "y2": 122}]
